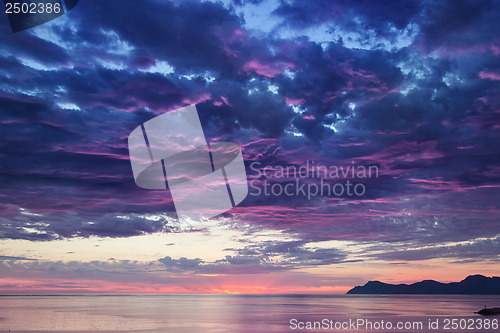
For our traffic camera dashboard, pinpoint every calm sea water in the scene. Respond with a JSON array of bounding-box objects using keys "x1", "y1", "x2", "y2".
[{"x1": 1, "y1": 294, "x2": 499, "y2": 332}]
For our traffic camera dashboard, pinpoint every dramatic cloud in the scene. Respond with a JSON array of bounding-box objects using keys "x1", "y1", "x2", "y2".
[{"x1": 1, "y1": 0, "x2": 499, "y2": 290}]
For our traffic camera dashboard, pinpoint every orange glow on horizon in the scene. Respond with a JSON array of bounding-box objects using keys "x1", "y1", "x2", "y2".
[{"x1": 1, "y1": 258, "x2": 498, "y2": 295}]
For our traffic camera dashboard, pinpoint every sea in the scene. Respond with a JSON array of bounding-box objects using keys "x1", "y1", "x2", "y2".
[{"x1": 1, "y1": 294, "x2": 499, "y2": 332}]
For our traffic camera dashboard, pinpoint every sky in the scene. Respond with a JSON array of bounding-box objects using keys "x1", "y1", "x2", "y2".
[{"x1": 0, "y1": 0, "x2": 499, "y2": 294}]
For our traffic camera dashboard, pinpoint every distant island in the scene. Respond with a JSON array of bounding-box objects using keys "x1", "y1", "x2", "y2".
[{"x1": 347, "y1": 275, "x2": 500, "y2": 294}]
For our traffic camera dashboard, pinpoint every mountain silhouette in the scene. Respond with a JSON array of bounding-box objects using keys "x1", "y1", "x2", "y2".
[{"x1": 347, "y1": 275, "x2": 500, "y2": 294}]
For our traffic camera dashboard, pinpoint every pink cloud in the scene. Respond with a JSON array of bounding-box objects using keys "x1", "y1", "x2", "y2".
[
  {"x1": 242, "y1": 60, "x2": 294, "y2": 78},
  {"x1": 479, "y1": 70, "x2": 500, "y2": 81},
  {"x1": 284, "y1": 97, "x2": 305, "y2": 105}
]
